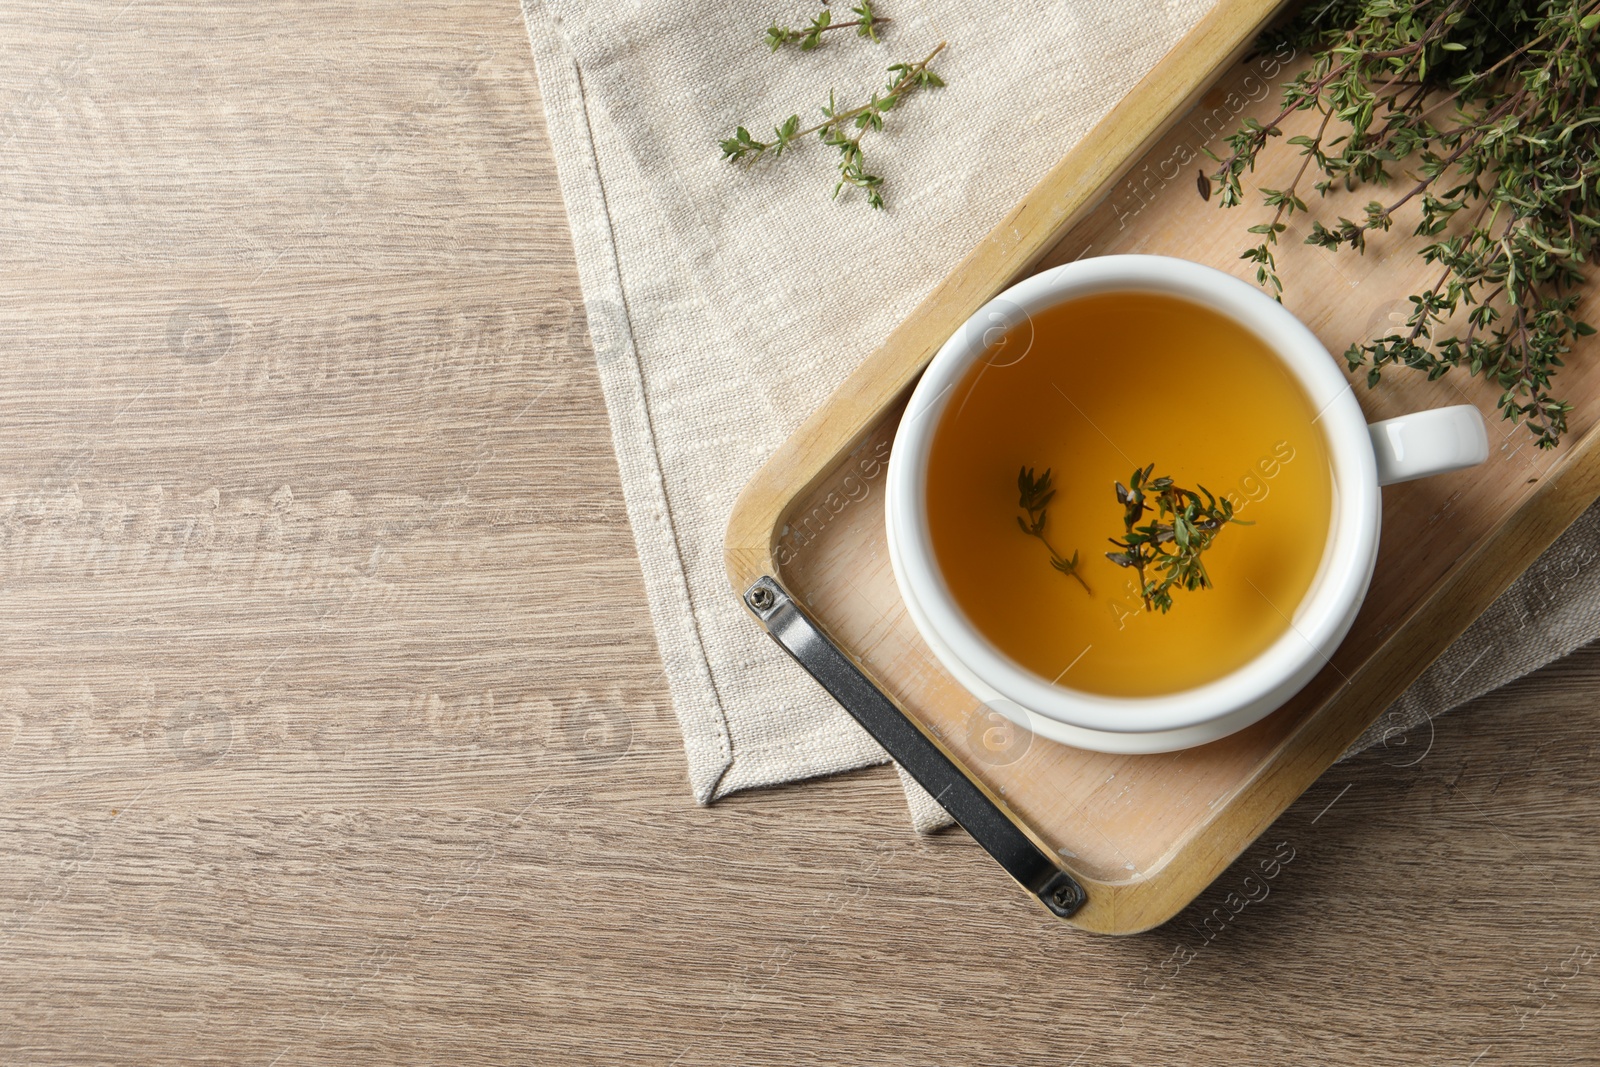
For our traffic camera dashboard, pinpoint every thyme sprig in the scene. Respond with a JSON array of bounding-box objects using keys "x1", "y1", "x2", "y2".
[
  {"x1": 1015, "y1": 467, "x2": 1091, "y2": 594},
  {"x1": 1105, "y1": 465, "x2": 1249, "y2": 613},
  {"x1": 1203, "y1": 0, "x2": 1600, "y2": 449},
  {"x1": 766, "y1": 3, "x2": 889, "y2": 51},
  {"x1": 718, "y1": 41, "x2": 947, "y2": 208}
]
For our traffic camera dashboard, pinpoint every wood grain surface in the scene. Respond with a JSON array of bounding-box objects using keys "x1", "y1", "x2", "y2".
[{"x1": 1, "y1": 2, "x2": 1598, "y2": 1064}]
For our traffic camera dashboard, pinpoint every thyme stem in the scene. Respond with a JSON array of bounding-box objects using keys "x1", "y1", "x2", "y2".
[
  {"x1": 1015, "y1": 467, "x2": 1091, "y2": 595},
  {"x1": 1209, "y1": 0, "x2": 1600, "y2": 449},
  {"x1": 718, "y1": 41, "x2": 948, "y2": 209}
]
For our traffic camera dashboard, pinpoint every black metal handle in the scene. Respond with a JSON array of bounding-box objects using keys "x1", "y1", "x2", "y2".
[{"x1": 743, "y1": 576, "x2": 1085, "y2": 919}]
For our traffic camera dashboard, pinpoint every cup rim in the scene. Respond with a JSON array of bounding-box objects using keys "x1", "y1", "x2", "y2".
[{"x1": 885, "y1": 254, "x2": 1379, "y2": 735}]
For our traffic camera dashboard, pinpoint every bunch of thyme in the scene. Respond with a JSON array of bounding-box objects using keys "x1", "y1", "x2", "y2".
[
  {"x1": 1015, "y1": 467, "x2": 1091, "y2": 593},
  {"x1": 1202, "y1": 0, "x2": 1600, "y2": 449},
  {"x1": 1105, "y1": 465, "x2": 1249, "y2": 613},
  {"x1": 720, "y1": 15, "x2": 946, "y2": 209},
  {"x1": 766, "y1": 2, "x2": 889, "y2": 51}
]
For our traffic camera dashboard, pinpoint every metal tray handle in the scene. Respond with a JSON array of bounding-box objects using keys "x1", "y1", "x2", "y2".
[{"x1": 743, "y1": 576, "x2": 1086, "y2": 919}]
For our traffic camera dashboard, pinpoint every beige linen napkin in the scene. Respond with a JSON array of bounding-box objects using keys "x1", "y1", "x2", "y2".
[{"x1": 519, "y1": 0, "x2": 1600, "y2": 832}]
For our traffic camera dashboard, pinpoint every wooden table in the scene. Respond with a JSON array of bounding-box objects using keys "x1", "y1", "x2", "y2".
[{"x1": 1, "y1": 3, "x2": 1597, "y2": 1063}]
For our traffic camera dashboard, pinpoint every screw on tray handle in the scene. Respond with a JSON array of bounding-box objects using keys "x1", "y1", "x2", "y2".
[{"x1": 741, "y1": 576, "x2": 1086, "y2": 920}]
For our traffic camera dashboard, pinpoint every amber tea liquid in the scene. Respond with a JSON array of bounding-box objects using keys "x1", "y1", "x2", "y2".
[{"x1": 925, "y1": 290, "x2": 1333, "y2": 697}]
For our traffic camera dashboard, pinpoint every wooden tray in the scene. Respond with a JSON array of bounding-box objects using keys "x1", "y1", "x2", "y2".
[{"x1": 724, "y1": 0, "x2": 1600, "y2": 934}]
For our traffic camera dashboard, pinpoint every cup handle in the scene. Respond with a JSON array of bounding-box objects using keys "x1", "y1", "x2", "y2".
[{"x1": 1367, "y1": 404, "x2": 1490, "y2": 487}]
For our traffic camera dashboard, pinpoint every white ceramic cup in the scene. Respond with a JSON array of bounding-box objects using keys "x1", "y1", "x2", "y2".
[{"x1": 885, "y1": 255, "x2": 1490, "y2": 754}]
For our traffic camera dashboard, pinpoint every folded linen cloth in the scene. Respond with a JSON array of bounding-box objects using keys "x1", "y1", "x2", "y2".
[{"x1": 519, "y1": 0, "x2": 1600, "y2": 831}]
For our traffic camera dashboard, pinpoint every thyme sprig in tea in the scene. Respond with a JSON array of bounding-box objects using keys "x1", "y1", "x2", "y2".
[
  {"x1": 1202, "y1": 0, "x2": 1600, "y2": 449},
  {"x1": 718, "y1": 41, "x2": 947, "y2": 208},
  {"x1": 1105, "y1": 465, "x2": 1250, "y2": 613},
  {"x1": 1014, "y1": 466, "x2": 1091, "y2": 594},
  {"x1": 766, "y1": 2, "x2": 889, "y2": 51}
]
